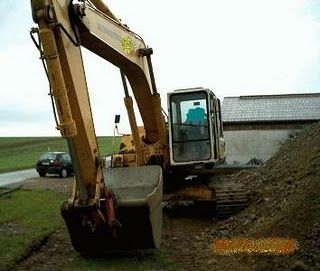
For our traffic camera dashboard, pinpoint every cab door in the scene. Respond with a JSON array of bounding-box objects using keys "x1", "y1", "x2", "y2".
[
  {"x1": 209, "y1": 94, "x2": 219, "y2": 160},
  {"x1": 168, "y1": 90, "x2": 213, "y2": 165}
]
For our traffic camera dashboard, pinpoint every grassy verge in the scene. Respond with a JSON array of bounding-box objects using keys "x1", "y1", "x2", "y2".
[
  {"x1": 0, "y1": 190, "x2": 66, "y2": 271},
  {"x1": 0, "y1": 137, "x2": 121, "y2": 173}
]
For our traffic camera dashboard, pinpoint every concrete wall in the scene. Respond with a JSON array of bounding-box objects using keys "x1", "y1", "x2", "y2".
[{"x1": 224, "y1": 129, "x2": 298, "y2": 165}]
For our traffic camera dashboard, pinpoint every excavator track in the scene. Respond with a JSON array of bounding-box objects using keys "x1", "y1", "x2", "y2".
[
  {"x1": 164, "y1": 178, "x2": 249, "y2": 218},
  {"x1": 212, "y1": 181, "x2": 249, "y2": 218}
]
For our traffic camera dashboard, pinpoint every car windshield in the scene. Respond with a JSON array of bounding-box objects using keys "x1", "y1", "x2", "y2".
[{"x1": 39, "y1": 153, "x2": 57, "y2": 160}]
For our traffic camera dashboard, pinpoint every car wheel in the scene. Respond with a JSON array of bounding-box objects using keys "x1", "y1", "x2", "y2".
[
  {"x1": 60, "y1": 168, "x2": 67, "y2": 178},
  {"x1": 38, "y1": 171, "x2": 46, "y2": 177}
]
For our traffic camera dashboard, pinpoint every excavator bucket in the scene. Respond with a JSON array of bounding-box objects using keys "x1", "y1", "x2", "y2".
[
  {"x1": 104, "y1": 165, "x2": 163, "y2": 249},
  {"x1": 61, "y1": 165, "x2": 162, "y2": 254}
]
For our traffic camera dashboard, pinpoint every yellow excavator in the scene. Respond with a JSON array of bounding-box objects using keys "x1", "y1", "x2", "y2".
[{"x1": 30, "y1": 0, "x2": 247, "y2": 253}]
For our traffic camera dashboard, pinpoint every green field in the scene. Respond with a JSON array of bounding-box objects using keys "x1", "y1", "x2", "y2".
[
  {"x1": 0, "y1": 190, "x2": 66, "y2": 271},
  {"x1": 0, "y1": 137, "x2": 121, "y2": 173}
]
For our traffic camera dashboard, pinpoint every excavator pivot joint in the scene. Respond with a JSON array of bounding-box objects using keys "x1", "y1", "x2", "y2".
[
  {"x1": 138, "y1": 47, "x2": 153, "y2": 57},
  {"x1": 33, "y1": 5, "x2": 55, "y2": 23},
  {"x1": 72, "y1": 3, "x2": 86, "y2": 19}
]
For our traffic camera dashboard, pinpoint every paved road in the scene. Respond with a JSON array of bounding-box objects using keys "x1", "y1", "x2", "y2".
[{"x1": 0, "y1": 169, "x2": 38, "y2": 187}]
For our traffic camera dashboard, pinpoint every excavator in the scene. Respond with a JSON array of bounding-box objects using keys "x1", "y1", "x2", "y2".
[{"x1": 30, "y1": 0, "x2": 247, "y2": 253}]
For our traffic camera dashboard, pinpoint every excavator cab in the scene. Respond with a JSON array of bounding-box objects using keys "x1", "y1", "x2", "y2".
[{"x1": 168, "y1": 88, "x2": 225, "y2": 167}]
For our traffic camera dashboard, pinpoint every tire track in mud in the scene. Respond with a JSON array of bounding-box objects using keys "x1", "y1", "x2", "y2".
[
  {"x1": 13, "y1": 227, "x2": 73, "y2": 271},
  {"x1": 162, "y1": 215, "x2": 216, "y2": 271}
]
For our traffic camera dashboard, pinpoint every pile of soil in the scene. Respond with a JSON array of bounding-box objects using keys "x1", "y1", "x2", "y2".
[{"x1": 200, "y1": 122, "x2": 320, "y2": 270}]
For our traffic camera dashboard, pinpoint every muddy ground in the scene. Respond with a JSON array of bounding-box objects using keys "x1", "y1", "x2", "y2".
[{"x1": 8, "y1": 122, "x2": 320, "y2": 270}]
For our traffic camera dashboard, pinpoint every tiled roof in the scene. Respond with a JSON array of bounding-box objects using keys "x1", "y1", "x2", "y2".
[{"x1": 222, "y1": 93, "x2": 320, "y2": 123}]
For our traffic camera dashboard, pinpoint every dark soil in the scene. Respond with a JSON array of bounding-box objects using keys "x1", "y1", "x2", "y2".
[{"x1": 201, "y1": 122, "x2": 320, "y2": 271}]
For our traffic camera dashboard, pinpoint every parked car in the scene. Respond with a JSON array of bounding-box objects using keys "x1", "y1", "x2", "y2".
[{"x1": 36, "y1": 152, "x2": 73, "y2": 178}]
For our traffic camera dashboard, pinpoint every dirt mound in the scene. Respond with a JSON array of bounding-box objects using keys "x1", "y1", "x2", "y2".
[{"x1": 204, "y1": 122, "x2": 320, "y2": 270}]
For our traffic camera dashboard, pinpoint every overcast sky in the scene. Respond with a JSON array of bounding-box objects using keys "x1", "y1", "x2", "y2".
[{"x1": 0, "y1": 0, "x2": 320, "y2": 136}]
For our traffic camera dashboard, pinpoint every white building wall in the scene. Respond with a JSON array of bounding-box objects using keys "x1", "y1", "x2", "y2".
[{"x1": 224, "y1": 129, "x2": 298, "y2": 165}]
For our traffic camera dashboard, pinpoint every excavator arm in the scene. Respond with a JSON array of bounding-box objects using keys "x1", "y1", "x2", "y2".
[{"x1": 31, "y1": 0, "x2": 164, "y2": 252}]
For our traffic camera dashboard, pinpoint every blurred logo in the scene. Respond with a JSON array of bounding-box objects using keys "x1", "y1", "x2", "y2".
[{"x1": 121, "y1": 36, "x2": 135, "y2": 55}]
